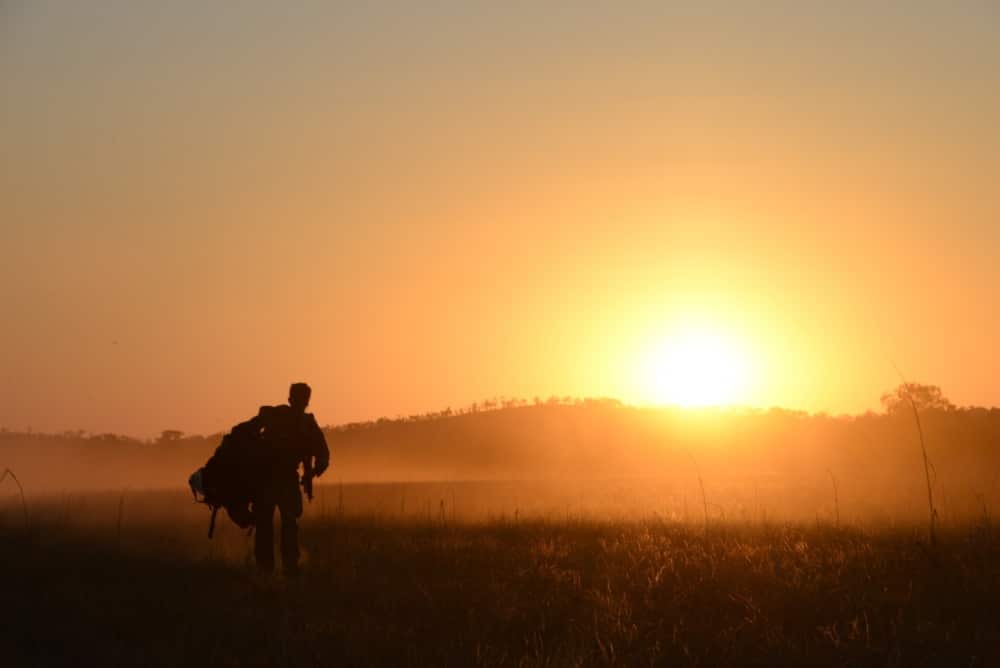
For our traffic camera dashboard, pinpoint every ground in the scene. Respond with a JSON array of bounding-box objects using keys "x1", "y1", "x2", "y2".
[{"x1": 2, "y1": 487, "x2": 1000, "y2": 666}]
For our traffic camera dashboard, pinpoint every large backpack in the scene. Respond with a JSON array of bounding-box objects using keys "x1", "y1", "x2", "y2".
[{"x1": 189, "y1": 419, "x2": 270, "y2": 538}]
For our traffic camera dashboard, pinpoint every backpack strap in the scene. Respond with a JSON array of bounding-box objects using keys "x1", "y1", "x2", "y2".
[{"x1": 207, "y1": 505, "x2": 219, "y2": 539}]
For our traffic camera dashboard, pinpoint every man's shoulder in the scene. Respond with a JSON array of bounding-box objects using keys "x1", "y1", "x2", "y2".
[
  {"x1": 260, "y1": 404, "x2": 297, "y2": 413},
  {"x1": 256, "y1": 404, "x2": 295, "y2": 426}
]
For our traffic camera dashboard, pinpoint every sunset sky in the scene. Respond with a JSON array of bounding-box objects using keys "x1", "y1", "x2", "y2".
[{"x1": 3, "y1": 2, "x2": 998, "y2": 437}]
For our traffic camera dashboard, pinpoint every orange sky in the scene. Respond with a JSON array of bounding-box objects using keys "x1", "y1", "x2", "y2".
[{"x1": 2, "y1": 3, "x2": 998, "y2": 436}]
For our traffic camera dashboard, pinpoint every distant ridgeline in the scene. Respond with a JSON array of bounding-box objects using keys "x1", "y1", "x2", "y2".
[{"x1": 2, "y1": 393, "x2": 1000, "y2": 495}]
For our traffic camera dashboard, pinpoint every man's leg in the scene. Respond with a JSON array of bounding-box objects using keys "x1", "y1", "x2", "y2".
[
  {"x1": 278, "y1": 483, "x2": 304, "y2": 576},
  {"x1": 253, "y1": 500, "x2": 277, "y2": 574}
]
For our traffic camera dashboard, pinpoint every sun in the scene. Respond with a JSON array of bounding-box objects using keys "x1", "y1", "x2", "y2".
[{"x1": 640, "y1": 328, "x2": 752, "y2": 408}]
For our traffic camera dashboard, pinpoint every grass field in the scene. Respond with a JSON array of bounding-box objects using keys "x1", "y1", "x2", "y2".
[{"x1": 3, "y1": 483, "x2": 1000, "y2": 666}]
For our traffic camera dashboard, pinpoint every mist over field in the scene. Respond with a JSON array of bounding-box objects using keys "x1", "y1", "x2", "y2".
[{"x1": 5, "y1": 391, "x2": 998, "y2": 525}]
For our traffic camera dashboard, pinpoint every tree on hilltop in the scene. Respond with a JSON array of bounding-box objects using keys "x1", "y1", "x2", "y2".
[{"x1": 881, "y1": 383, "x2": 954, "y2": 415}]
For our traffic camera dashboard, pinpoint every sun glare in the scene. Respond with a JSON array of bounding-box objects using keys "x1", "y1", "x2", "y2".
[{"x1": 640, "y1": 328, "x2": 752, "y2": 408}]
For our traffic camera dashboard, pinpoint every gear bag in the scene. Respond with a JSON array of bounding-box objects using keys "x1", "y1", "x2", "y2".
[{"x1": 189, "y1": 419, "x2": 270, "y2": 538}]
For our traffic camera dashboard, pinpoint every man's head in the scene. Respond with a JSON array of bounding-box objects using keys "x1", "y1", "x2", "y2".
[{"x1": 288, "y1": 382, "x2": 312, "y2": 412}]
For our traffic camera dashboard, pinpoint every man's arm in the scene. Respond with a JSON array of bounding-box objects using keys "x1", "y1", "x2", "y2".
[{"x1": 307, "y1": 414, "x2": 330, "y2": 477}]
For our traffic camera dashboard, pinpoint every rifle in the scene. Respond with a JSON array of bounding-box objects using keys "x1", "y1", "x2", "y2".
[{"x1": 301, "y1": 458, "x2": 315, "y2": 503}]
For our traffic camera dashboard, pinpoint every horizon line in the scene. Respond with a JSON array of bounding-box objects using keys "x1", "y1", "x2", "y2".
[{"x1": 3, "y1": 394, "x2": 996, "y2": 442}]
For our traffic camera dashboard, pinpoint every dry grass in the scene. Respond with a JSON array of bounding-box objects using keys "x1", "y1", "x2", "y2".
[{"x1": 3, "y1": 485, "x2": 1000, "y2": 666}]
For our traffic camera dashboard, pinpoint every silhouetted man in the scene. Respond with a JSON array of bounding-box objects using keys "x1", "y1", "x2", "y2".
[{"x1": 252, "y1": 382, "x2": 329, "y2": 576}]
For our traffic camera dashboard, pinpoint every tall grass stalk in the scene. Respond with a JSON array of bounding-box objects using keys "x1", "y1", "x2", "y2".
[
  {"x1": 892, "y1": 365, "x2": 938, "y2": 546},
  {"x1": 116, "y1": 491, "x2": 125, "y2": 549},
  {"x1": 686, "y1": 451, "x2": 709, "y2": 528},
  {"x1": 827, "y1": 469, "x2": 841, "y2": 526},
  {"x1": 337, "y1": 479, "x2": 344, "y2": 518},
  {"x1": 908, "y1": 396, "x2": 937, "y2": 546},
  {"x1": 697, "y1": 477, "x2": 708, "y2": 527},
  {"x1": 1, "y1": 467, "x2": 29, "y2": 530}
]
